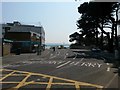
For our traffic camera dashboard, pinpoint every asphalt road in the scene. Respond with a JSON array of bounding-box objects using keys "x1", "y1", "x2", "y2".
[{"x1": 1, "y1": 49, "x2": 119, "y2": 89}]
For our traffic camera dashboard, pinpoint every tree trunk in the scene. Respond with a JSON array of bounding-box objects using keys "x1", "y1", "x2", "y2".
[
  {"x1": 95, "y1": 27, "x2": 99, "y2": 47},
  {"x1": 114, "y1": 8, "x2": 119, "y2": 60},
  {"x1": 110, "y1": 23, "x2": 114, "y2": 52},
  {"x1": 100, "y1": 32, "x2": 103, "y2": 50},
  {"x1": 106, "y1": 33, "x2": 110, "y2": 51},
  {"x1": 100, "y1": 19, "x2": 104, "y2": 50},
  {"x1": 115, "y1": 9, "x2": 119, "y2": 50}
]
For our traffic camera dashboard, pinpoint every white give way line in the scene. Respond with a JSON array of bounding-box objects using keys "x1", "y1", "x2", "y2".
[{"x1": 56, "y1": 61, "x2": 71, "y2": 68}]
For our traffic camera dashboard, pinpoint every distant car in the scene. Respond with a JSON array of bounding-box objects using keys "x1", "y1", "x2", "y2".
[{"x1": 91, "y1": 48, "x2": 101, "y2": 52}]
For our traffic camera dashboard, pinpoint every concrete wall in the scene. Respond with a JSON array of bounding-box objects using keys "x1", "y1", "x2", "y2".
[{"x1": 3, "y1": 43, "x2": 11, "y2": 56}]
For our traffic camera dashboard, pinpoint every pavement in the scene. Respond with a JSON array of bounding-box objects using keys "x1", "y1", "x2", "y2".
[{"x1": 1, "y1": 49, "x2": 120, "y2": 90}]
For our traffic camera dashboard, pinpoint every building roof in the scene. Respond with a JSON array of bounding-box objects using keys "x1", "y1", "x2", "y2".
[
  {"x1": 2, "y1": 21, "x2": 45, "y2": 37},
  {"x1": 7, "y1": 30, "x2": 32, "y2": 33}
]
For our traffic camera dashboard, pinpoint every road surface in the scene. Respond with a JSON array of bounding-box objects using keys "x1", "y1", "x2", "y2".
[{"x1": 1, "y1": 49, "x2": 119, "y2": 90}]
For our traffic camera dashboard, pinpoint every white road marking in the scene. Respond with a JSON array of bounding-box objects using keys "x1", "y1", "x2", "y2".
[
  {"x1": 69, "y1": 62, "x2": 75, "y2": 65},
  {"x1": 87, "y1": 63, "x2": 95, "y2": 67},
  {"x1": 48, "y1": 61, "x2": 57, "y2": 64},
  {"x1": 64, "y1": 53, "x2": 69, "y2": 59},
  {"x1": 38, "y1": 60, "x2": 65, "y2": 65},
  {"x1": 105, "y1": 74, "x2": 117, "y2": 88},
  {"x1": 3, "y1": 64, "x2": 11, "y2": 68},
  {"x1": 49, "y1": 55, "x2": 56, "y2": 59},
  {"x1": 97, "y1": 63, "x2": 102, "y2": 68},
  {"x1": 80, "y1": 58, "x2": 84, "y2": 62},
  {"x1": 71, "y1": 58, "x2": 84, "y2": 65},
  {"x1": 73, "y1": 57, "x2": 76, "y2": 60},
  {"x1": 73, "y1": 55, "x2": 77, "y2": 59},
  {"x1": 52, "y1": 61, "x2": 57, "y2": 64},
  {"x1": 80, "y1": 62, "x2": 102, "y2": 68},
  {"x1": 56, "y1": 61, "x2": 71, "y2": 68},
  {"x1": 57, "y1": 61, "x2": 65, "y2": 64},
  {"x1": 70, "y1": 58, "x2": 83, "y2": 65},
  {"x1": 66, "y1": 53, "x2": 68, "y2": 55},
  {"x1": 49, "y1": 52, "x2": 61, "y2": 59},
  {"x1": 81, "y1": 62, "x2": 88, "y2": 66},
  {"x1": 101, "y1": 57, "x2": 106, "y2": 61},
  {"x1": 107, "y1": 67, "x2": 110, "y2": 72},
  {"x1": 73, "y1": 53, "x2": 77, "y2": 59},
  {"x1": 37, "y1": 79, "x2": 40, "y2": 81},
  {"x1": 50, "y1": 54, "x2": 53, "y2": 56},
  {"x1": 74, "y1": 62, "x2": 80, "y2": 65}
]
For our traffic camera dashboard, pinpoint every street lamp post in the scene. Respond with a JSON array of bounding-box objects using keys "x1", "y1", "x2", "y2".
[{"x1": 37, "y1": 27, "x2": 42, "y2": 55}]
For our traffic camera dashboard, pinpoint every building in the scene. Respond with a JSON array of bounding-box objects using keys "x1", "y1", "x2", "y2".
[{"x1": 2, "y1": 21, "x2": 45, "y2": 53}]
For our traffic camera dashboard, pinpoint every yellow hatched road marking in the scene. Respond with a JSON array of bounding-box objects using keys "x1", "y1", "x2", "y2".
[
  {"x1": 2, "y1": 74, "x2": 27, "y2": 76},
  {"x1": 96, "y1": 88, "x2": 103, "y2": 90},
  {"x1": 46, "y1": 77, "x2": 53, "y2": 90},
  {"x1": 75, "y1": 82, "x2": 80, "y2": 90},
  {"x1": 11, "y1": 74, "x2": 27, "y2": 76},
  {"x1": 14, "y1": 74, "x2": 31, "y2": 89},
  {"x1": 18, "y1": 81, "x2": 35, "y2": 87},
  {"x1": 0, "y1": 71, "x2": 15, "y2": 81},
  {"x1": 0, "y1": 82, "x2": 19, "y2": 83},
  {"x1": 51, "y1": 82, "x2": 74, "y2": 85},
  {"x1": 1, "y1": 69, "x2": 104, "y2": 89}
]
